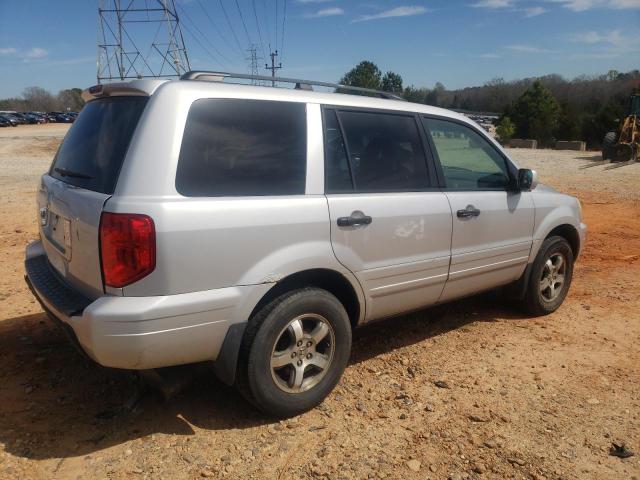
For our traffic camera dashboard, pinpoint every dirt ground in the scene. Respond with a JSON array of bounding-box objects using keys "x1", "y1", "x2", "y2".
[{"x1": 0, "y1": 124, "x2": 638, "y2": 480}]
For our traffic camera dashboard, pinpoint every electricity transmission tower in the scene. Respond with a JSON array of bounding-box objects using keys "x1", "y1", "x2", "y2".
[
  {"x1": 246, "y1": 45, "x2": 262, "y2": 85},
  {"x1": 97, "y1": 0, "x2": 190, "y2": 83}
]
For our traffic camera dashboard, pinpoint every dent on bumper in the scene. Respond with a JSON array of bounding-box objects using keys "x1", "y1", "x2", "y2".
[{"x1": 26, "y1": 241, "x2": 270, "y2": 370}]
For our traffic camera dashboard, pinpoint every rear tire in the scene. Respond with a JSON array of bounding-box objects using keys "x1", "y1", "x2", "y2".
[
  {"x1": 523, "y1": 236, "x2": 574, "y2": 316},
  {"x1": 602, "y1": 130, "x2": 617, "y2": 161},
  {"x1": 237, "y1": 288, "x2": 352, "y2": 417}
]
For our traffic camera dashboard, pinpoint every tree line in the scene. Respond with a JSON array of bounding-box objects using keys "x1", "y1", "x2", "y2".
[
  {"x1": 339, "y1": 61, "x2": 640, "y2": 148},
  {"x1": 0, "y1": 86, "x2": 84, "y2": 112}
]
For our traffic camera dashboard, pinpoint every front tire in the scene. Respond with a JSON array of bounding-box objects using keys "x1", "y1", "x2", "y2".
[
  {"x1": 237, "y1": 288, "x2": 352, "y2": 417},
  {"x1": 524, "y1": 236, "x2": 574, "y2": 316},
  {"x1": 602, "y1": 130, "x2": 617, "y2": 161}
]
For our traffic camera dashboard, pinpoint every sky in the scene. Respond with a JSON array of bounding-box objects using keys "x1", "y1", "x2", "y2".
[{"x1": 0, "y1": 0, "x2": 638, "y2": 98}]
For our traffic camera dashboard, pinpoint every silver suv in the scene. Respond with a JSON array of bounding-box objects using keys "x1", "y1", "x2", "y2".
[{"x1": 25, "y1": 72, "x2": 586, "y2": 417}]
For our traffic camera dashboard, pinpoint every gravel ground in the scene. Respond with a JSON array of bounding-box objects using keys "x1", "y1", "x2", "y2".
[{"x1": 0, "y1": 125, "x2": 638, "y2": 480}]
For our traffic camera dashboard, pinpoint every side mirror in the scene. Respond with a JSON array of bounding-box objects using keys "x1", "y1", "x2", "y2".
[{"x1": 517, "y1": 168, "x2": 538, "y2": 191}]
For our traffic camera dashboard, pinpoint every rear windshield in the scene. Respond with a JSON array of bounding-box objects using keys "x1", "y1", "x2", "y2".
[{"x1": 50, "y1": 96, "x2": 148, "y2": 194}]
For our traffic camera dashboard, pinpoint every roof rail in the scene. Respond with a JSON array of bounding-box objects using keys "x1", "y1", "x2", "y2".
[{"x1": 180, "y1": 71, "x2": 405, "y2": 101}]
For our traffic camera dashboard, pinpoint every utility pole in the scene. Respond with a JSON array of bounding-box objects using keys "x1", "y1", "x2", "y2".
[
  {"x1": 97, "y1": 0, "x2": 190, "y2": 83},
  {"x1": 265, "y1": 49, "x2": 282, "y2": 87},
  {"x1": 247, "y1": 45, "x2": 262, "y2": 85}
]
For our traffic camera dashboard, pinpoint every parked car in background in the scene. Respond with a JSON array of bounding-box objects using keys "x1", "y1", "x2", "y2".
[
  {"x1": 0, "y1": 114, "x2": 19, "y2": 127},
  {"x1": 5, "y1": 113, "x2": 25, "y2": 125},
  {"x1": 27, "y1": 112, "x2": 48, "y2": 124},
  {"x1": 0, "y1": 116, "x2": 12, "y2": 127},
  {"x1": 49, "y1": 112, "x2": 75, "y2": 123}
]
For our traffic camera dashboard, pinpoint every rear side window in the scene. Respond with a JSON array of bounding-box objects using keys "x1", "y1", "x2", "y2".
[
  {"x1": 176, "y1": 99, "x2": 307, "y2": 197},
  {"x1": 325, "y1": 109, "x2": 430, "y2": 193},
  {"x1": 50, "y1": 96, "x2": 148, "y2": 194}
]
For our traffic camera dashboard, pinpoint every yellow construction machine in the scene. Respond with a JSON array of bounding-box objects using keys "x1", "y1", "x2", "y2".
[{"x1": 602, "y1": 94, "x2": 640, "y2": 164}]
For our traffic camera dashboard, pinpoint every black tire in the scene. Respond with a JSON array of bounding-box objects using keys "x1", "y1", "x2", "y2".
[
  {"x1": 237, "y1": 288, "x2": 352, "y2": 417},
  {"x1": 601, "y1": 130, "x2": 617, "y2": 161},
  {"x1": 524, "y1": 236, "x2": 574, "y2": 316}
]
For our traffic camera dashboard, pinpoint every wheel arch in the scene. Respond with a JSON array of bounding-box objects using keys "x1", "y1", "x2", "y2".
[
  {"x1": 545, "y1": 224, "x2": 581, "y2": 258},
  {"x1": 510, "y1": 222, "x2": 581, "y2": 301},
  {"x1": 247, "y1": 268, "x2": 364, "y2": 331},
  {"x1": 212, "y1": 268, "x2": 365, "y2": 386}
]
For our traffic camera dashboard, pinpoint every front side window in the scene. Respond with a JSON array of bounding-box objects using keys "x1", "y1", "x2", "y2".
[
  {"x1": 423, "y1": 118, "x2": 511, "y2": 190},
  {"x1": 325, "y1": 109, "x2": 429, "y2": 193},
  {"x1": 176, "y1": 99, "x2": 307, "y2": 197}
]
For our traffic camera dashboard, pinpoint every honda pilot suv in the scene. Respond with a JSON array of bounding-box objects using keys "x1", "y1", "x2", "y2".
[{"x1": 25, "y1": 72, "x2": 586, "y2": 417}]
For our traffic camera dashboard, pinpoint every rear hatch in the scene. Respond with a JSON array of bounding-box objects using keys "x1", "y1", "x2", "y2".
[{"x1": 38, "y1": 96, "x2": 148, "y2": 299}]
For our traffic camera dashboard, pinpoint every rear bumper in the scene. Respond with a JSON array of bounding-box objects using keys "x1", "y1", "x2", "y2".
[{"x1": 25, "y1": 240, "x2": 270, "y2": 370}]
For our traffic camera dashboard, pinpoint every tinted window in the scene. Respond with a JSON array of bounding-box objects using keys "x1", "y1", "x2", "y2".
[
  {"x1": 334, "y1": 110, "x2": 429, "y2": 192},
  {"x1": 50, "y1": 96, "x2": 148, "y2": 194},
  {"x1": 176, "y1": 99, "x2": 306, "y2": 197},
  {"x1": 424, "y1": 118, "x2": 510, "y2": 190},
  {"x1": 323, "y1": 110, "x2": 352, "y2": 193}
]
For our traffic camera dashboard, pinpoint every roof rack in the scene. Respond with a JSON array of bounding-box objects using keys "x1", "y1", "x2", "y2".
[{"x1": 180, "y1": 71, "x2": 405, "y2": 101}]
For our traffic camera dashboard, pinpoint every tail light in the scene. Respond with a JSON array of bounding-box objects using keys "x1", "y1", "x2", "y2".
[{"x1": 99, "y1": 212, "x2": 156, "y2": 288}]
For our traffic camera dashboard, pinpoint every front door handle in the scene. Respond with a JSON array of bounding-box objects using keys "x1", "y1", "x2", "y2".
[
  {"x1": 337, "y1": 213, "x2": 373, "y2": 227},
  {"x1": 456, "y1": 205, "x2": 481, "y2": 218}
]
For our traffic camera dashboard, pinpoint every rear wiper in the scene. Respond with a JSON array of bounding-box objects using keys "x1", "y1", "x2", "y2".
[{"x1": 54, "y1": 167, "x2": 94, "y2": 179}]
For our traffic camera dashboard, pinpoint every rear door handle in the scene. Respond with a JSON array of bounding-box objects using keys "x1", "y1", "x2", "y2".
[
  {"x1": 456, "y1": 205, "x2": 481, "y2": 218},
  {"x1": 337, "y1": 213, "x2": 373, "y2": 227}
]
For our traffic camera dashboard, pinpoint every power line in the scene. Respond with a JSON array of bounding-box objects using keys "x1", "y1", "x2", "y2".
[
  {"x1": 234, "y1": 0, "x2": 252, "y2": 47},
  {"x1": 251, "y1": 0, "x2": 267, "y2": 62},
  {"x1": 275, "y1": 0, "x2": 278, "y2": 57},
  {"x1": 262, "y1": 0, "x2": 271, "y2": 48},
  {"x1": 218, "y1": 0, "x2": 244, "y2": 54},
  {"x1": 177, "y1": 3, "x2": 230, "y2": 66},
  {"x1": 280, "y1": 0, "x2": 287, "y2": 64},
  {"x1": 196, "y1": 0, "x2": 242, "y2": 57},
  {"x1": 180, "y1": 19, "x2": 224, "y2": 69}
]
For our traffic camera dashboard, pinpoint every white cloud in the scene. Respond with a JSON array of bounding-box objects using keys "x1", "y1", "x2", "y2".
[
  {"x1": 46, "y1": 56, "x2": 95, "y2": 67},
  {"x1": 567, "y1": 29, "x2": 640, "y2": 59},
  {"x1": 297, "y1": 0, "x2": 333, "y2": 3},
  {"x1": 471, "y1": 0, "x2": 515, "y2": 8},
  {"x1": 547, "y1": 0, "x2": 640, "y2": 11},
  {"x1": 524, "y1": 6, "x2": 548, "y2": 15},
  {"x1": 305, "y1": 7, "x2": 344, "y2": 18},
  {"x1": 24, "y1": 47, "x2": 48, "y2": 59},
  {"x1": 352, "y1": 5, "x2": 428, "y2": 22},
  {"x1": 479, "y1": 53, "x2": 502, "y2": 58},
  {"x1": 569, "y1": 30, "x2": 626, "y2": 47},
  {"x1": 505, "y1": 44, "x2": 550, "y2": 52},
  {"x1": 0, "y1": 47, "x2": 18, "y2": 55}
]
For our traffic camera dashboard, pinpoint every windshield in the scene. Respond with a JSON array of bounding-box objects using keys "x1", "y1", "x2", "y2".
[{"x1": 50, "y1": 96, "x2": 148, "y2": 194}]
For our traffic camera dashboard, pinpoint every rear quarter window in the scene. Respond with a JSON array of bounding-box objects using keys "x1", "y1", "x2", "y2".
[{"x1": 176, "y1": 98, "x2": 307, "y2": 197}]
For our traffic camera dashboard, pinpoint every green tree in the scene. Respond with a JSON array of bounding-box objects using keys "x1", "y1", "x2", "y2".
[
  {"x1": 496, "y1": 116, "x2": 515, "y2": 144},
  {"x1": 556, "y1": 103, "x2": 582, "y2": 141},
  {"x1": 403, "y1": 86, "x2": 429, "y2": 103},
  {"x1": 425, "y1": 82, "x2": 446, "y2": 107},
  {"x1": 381, "y1": 71, "x2": 403, "y2": 94},
  {"x1": 339, "y1": 61, "x2": 382, "y2": 91},
  {"x1": 57, "y1": 88, "x2": 85, "y2": 111},
  {"x1": 509, "y1": 80, "x2": 560, "y2": 146}
]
